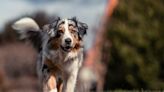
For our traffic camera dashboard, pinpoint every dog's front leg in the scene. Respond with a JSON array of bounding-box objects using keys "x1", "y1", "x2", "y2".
[
  {"x1": 63, "y1": 68, "x2": 79, "y2": 92},
  {"x1": 42, "y1": 64, "x2": 58, "y2": 92},
  {"x1": 43, "y1": 74, "x2": 58, "y2": 92},
  {"x1": 48, "y1": 75, "x2": 58, "y2": 92}
]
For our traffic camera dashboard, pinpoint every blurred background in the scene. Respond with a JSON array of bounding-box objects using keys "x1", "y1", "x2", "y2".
[{"x1": 0, "y1": 0, "x2": 164, "y2": 92}]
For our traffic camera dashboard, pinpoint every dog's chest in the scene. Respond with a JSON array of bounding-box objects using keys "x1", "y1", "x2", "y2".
[
  {"x1": 59, "y1": 51, "x2": 81, "y2": 72},
  {"x1": 44, "y1": 50, "x2": 82, "y2": 74}
]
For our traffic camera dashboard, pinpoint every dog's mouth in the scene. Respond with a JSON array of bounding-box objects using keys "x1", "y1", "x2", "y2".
[{"x1": 60, "y1": 45, "x2": 73, "y2": 52}]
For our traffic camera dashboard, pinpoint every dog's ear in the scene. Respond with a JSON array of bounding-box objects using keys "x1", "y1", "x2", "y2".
[
  {"x1": 78, "y1": 21, "x2": 88, "y2": 39},
  {"x1": 71, "y1": 17, "x2": 88, "y2": 40},
  {"x1": 42, "y1": 17, "x2": 60, "y2": 37},
  {"x1": 42, "y1": 24, "x2": 53, "y2": 36}
]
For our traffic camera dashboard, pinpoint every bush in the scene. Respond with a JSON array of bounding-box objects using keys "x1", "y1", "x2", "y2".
[{"x1": 104, "y1": 0, "x2": 164, "y2": 90}]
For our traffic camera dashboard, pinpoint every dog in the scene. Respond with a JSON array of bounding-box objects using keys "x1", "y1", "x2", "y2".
[{"x1": 12, "y1": 17, "x2": 88, "y2": 92}]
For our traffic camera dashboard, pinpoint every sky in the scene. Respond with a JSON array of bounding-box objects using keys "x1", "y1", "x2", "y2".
[{"x1": 0, "y1": 0, "x2": 107, "y2": 49}]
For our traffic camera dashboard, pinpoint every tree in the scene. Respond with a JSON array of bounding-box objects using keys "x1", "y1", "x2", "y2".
[{"x1": 104, "y1": 0, "x2": 164, "y2": 90}]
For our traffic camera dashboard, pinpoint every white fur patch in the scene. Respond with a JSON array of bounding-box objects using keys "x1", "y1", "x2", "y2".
[
  {"x1": 64, "y1": 51, "x2": 77, "y2": 61},
  {"x1": 49, "y1": 29, "x2": 56, "y2": 37},
  {"x1": 49, "y1": 88, "x2": 57, "y2": 92},
  {"x1": 62, "y1": 19, "x2": 73, "y2": 46},
  {"x1": 12, "y1": 17, "x2": 39, "y2": 32}
]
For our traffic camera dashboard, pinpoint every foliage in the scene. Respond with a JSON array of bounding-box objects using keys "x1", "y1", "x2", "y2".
[{"x1": 104, "y1": 0, "x2": 164, "y2": 90}]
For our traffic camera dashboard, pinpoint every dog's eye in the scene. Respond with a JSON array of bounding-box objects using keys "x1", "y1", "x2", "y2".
[
  {"x1": 71, "y1": 29, "x2": 77, "y2": 34},
  {"x1": 58, "y1": 29, "x2": 64, "y2": 34},
  {"x1": 69, "y1": 24, "x2": 75, "y2": 27},
  {"x1": 55, "y1": 29, "x2": 64, "y2": 38}
]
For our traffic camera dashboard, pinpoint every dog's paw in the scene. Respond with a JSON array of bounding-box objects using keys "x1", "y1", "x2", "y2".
[{"x1": 49, "y1": 88, "x2": 57, "y2": 92}]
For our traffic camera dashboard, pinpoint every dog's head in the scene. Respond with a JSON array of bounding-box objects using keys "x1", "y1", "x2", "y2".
[{"x1": 44, "y1": 17, "x2": 88, "y2": 52}]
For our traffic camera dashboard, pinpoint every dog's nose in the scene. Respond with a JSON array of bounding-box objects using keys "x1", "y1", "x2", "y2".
[{"x1": 65, "y1": 38, "x2": 72, "y2": 44}]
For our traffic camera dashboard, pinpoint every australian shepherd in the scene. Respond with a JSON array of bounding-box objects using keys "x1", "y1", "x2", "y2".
[{"x1": 12, "y1": 17, "x2": 88, "y2": 92}]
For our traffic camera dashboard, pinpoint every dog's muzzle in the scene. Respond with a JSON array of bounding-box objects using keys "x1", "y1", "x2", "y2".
[
  {"x1": 61, "y1": 38, "x2": 73, "y2": 52},
  {"x1": 60, "y1": 45, "x2": 73, "y2": 52}
]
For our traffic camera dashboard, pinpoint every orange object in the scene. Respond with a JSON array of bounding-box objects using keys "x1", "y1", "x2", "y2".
[{"x1": 84, "y1": 0, "x2": 118, "y2": 67}]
